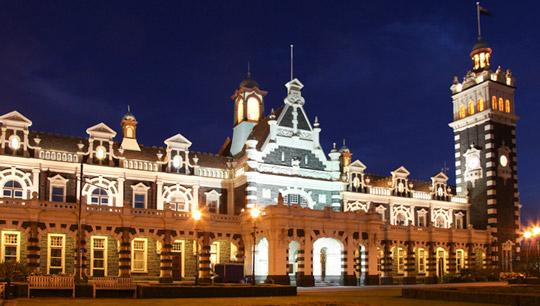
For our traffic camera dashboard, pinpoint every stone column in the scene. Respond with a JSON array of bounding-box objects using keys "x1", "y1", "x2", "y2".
[
  {"x1": 296, "y1": 235, "x2": 314, "y2": 287},
  {"x1": 447, "y1": 243, "x2": 456, "y2": 274},
  {"x1": 265, "y1": 232, "x2": 289, "y2": 285},
  {"x1": 425, "y1": 243, "x2": 438, "y2": 284},
  {"x1": 467, "y1": 244, "x2": 476, "y2": 270},
  {"x1": 235, "y1": 237, "x2": 245, "y2": 263},
  {"x1": 116, "y1": 177, "x2": 124, "y2": 207},
  {"x1": 404, "y1": 241, "x2": 416, "y2": 284},
  {"x1": 199, "y1": 233, "x2": 211, "y2": 283},
  {"x1": 159, "y1": 230, "x2": 173, "y2": 283},
  {"x1": 156, "y1": 181, "x2": 164, "y2": 210},
  {"x1": 365, "y1": 236, "x2": 380, "y2": 285},
  {"x1": 380, "y1": 240, "x2": 393, "y2": 285},
  {"x1": 26, "y1": 222, "x2": 40, "y2": 272},
  {"x1": 342, "y1": 238, "x2": 357, "y2": 286},
  {"x1": 119, "y1": 228, "x2": 131, "y2": 277}
]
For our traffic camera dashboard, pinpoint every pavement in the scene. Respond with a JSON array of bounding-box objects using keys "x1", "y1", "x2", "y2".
[{"x1": 297, "y1": 281, "x2": 508, "y2": 292}]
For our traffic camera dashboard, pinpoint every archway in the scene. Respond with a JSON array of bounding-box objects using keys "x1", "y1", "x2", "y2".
[
  {"x1": 313, "y1": 238, "x2": 343, "y2": 285},
  {"x1": 288, "y1": 241, "x2": 300, "y2": 285},
  {"x1": 436, "y1": 247, "x2": 448, "y2": 278},
  {"x1": 254, "y1": 237, "x2": 268, "y2": 283}
]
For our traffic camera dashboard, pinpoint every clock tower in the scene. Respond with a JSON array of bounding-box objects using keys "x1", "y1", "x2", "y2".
[{"x1": 449, "y1": 37, "x2": 520, "y2": 270}]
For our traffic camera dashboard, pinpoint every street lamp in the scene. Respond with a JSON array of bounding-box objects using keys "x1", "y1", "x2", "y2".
[
  {"x1": 193, "y1": 210, "x2": 202, "y2": 285},
  {"x1": 250, "y1": 207, "x2": 261, "y2": 285},
  {"x1": 524, "y1": 231, "x2": 532, "y2": 275}
]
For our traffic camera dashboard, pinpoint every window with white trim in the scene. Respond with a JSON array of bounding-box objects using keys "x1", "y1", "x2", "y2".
[
  {"x1": 283, "y1": 194, "x2": 307, "y2": 207},
  {"x1": 91, "y1": 236, "x2": 107, "y2": 277},
  {"x1": 48, "y1": 234, "x2": 65, "y2": 274},
  {"x1": 3, "y1": 180, "x2": 23, "y2": 198},
  {"x1": 436, "y1": 216, "x2": 445, "y2": 228},
  {"x1": 1, "y1": 231, "x2": 20, "y2": 262},
  {"x1": 169, "y1": 193, "x2": 188, "y2": 212},
  {"x1": 396, "y1": 213, "x2": 406, "y2": 226},
  {"x1": 132, "y1": 238, "x2": 147, "y2": 273},
  {"x1": 418, "y1": 215, "x2": 426, "y2": 227},
  {"x1": 417, "y1": 248, "x2": 426, "y2": 273},
  {"x1": 205, "y1": 190, "x2": 221, "y2": 214},
  {"x1": 455, "y1": 213, "x2": 464, "y2": 229},
  {"x1": 397, "y1": 247, "x2": 405, "y2": 274},
  {"x1": 91, "y1": 188, "x2": 109, "y2": 205},
  {"x1": 48, "y1": 175, "x2": 68, "y2": 202},
  {"x1": 456, "y1": 249, "x2": 465, "y2": 272},
  {"x1": 210, "y1": 241, "x2": 220, "y2": 269},
  {"x1": 131, "y1": 183, "x2": 150, "y2": 209}
]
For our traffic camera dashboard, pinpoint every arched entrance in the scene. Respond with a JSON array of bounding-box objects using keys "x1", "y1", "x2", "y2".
[
  {"x1": 254, "y1": 237, "x2": 268, "y2": 283},
  {"x1": 288, "y1": 241, "x2": 300, "y2": 285},
  {"x1": 313, "y1": 238, "x2": 343, "y2": 285}
]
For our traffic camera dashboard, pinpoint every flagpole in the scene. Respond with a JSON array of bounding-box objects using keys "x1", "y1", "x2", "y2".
[
  {"x1": 476, "y1": 2, "x2": 482, "y2": 39},
  {"x1": 290, "y1": 44, "x2": 294, "y2": 81}
]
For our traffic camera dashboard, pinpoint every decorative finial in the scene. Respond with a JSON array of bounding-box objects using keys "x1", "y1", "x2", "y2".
[
  {"x1": 333, "y1": 142, "x2": 336, "y2": 149},
  {"x1": 343, "y1": 139, "x2": 346, "y2": 146},
  {"x1": 128, "y1": 105, "x2": 131, "y2": 113},
  {"x1": 247, "y1": 61, "x2": 251, "y2": 78}
]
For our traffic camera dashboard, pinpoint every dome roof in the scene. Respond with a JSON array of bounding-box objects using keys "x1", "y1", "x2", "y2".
[
  {"x1": 239, "y1": 76, "x2": 259, "y2": 89},
  {"x1": 122, "y1": 111, "x2": 136, "y2": 121},
  {"x1": 339, "y1": 145, "x2": 350, "y2": 153},
  {"x1": 472, "y1": 38, "x2": 490, "y2": 52}
]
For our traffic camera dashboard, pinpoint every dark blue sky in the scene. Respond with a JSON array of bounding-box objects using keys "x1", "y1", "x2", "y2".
[{"x1": 0, "y1": 1, "x2": 538, "y2": 225}]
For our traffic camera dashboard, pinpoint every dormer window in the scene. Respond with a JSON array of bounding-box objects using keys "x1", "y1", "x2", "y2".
[
  {"x1": 397, "y1": 181, "x2": 405, "y2": 193},
  {"x1": 437, "y1": 186, "x2": 443, "y2": 197},
  {"x1": 205, "y1": 190, "x2": 221, "y2": 213},
  {"x1": 131, "y1": 183, "x2": 150, "y2": 209},
  {"x1": 48, "y1": 175, "x2": 69, "y2": 203},
  {"x1": 172, "y1": 155, "x2": 182, "y2": 169},
  {"x1": 9, "y1": 136, "x2": 20, "y2": 151},
  {"x1": 96, "y1": 146, "x2": 106, "y2": 160}
]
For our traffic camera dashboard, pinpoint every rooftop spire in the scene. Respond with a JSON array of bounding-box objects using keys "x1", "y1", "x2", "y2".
[
  {"x1": 247, "y1": 61, "x2": 251, "y2": 78},
  {"x1": 290, "y1": 44, "x2": 294, "y2": 81}
]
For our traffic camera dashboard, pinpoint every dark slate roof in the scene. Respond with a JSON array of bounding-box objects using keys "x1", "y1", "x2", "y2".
[
  {"x1": 30, "y1": 131, "x2": 88, "y2": 152},
  {"x1": 189, "y1": 151, "x2": 231, "y2": 169},
  {"x1": 251, "y1": 105, "x2": 284, "y2": 151},
  {"x1": 239, "y1": 77, "x2": 259, "y2": 89},
  {"x1": 113, "y1": 143, "x2": 165, "y2": 162},
  {"x1": 472, "y1": 38, "x2": 490, "y2": 52}
]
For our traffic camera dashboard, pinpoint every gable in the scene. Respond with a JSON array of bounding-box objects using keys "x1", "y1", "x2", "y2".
[
  {"x1": 86, "y1": 122, "x2": 117, "y2": 139},
  {"x1": 0, "y1": 110, "x2": 33, "y2": 129}
]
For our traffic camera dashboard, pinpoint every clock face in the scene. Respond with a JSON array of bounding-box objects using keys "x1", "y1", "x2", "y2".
[
  {"x1": 500, "y1": 155, "x2": 508, "y2": 167},
  {"x1": 467, "y1": 156, "x2": 480, "y2": 169}
]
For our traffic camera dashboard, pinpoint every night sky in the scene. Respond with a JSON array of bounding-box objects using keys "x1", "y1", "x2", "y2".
[{"x1": 0, "y1": 1, "x2": 538, "y2": 225}]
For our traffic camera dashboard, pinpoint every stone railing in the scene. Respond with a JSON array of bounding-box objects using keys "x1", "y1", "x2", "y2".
[
  {"x1": 412, "y1": 191, "x2": 431, "y2": 200},
  {"x1": 40, "y1": 201, "x2": 77, "y2": 211},
  {"x1": 368, "y1": 187, "x2": 390, "y2": 196},
  {"x1": 0, "y1": 197, "x2": 29, "y2": 206}
]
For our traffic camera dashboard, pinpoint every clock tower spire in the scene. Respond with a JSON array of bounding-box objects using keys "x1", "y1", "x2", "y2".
[{"x1": 449, "y1": 36, "x2": 519, "y2": 271}]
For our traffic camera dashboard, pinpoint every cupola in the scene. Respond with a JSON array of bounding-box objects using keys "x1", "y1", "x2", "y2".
[
  {"x1": 120, "y1": 106, "x2": 141, "y2": 151},
  {"x1": 470, "y1": 37, "x2": 492, "y2": 73}
]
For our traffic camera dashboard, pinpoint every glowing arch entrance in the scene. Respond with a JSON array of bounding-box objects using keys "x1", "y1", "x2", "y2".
[{"x1": 313, "y1": 238, "x2": 343, "y2": 285}]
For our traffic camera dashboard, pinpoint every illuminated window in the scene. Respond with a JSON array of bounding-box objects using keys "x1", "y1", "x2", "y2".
[
  {"x1": 376, "y1": 248, "x2": 383, "y2": 275},
  {"x1": 397, "y1": 248, "x2": 405, "y2": 274},
  {"x1": 417, "y1": 248, "x2": 426, "y2": 273},
  {"x1": 1, "y1": 232, "x2": 20, "y2": 262},
  {"x1": 131, "y1": 238, "x2": 147, "y2": 272},
  {"x1": 3, "y1": 180, "x2": 23, "y2": 199},
  {"x1": 468, "y1": 101, "x2": 475, "y2": 115},
  {"x1": 492, "y1": 96, "x2": 497, "y2": 110},
  {"x1": 499, "y1": 98, "x2": 504, "y2": 111},
  {"x1": 48, "y1": 234, "x2": 65, "y2": 274},
  {"x1": 477, "y1": 97, "x2": 484, "y2": 112},
  {"x1": 456, "y1": 249, "x2": 465, "y2": 272},
  {"x1": 91, "y1": 236, "x2": 107, "y2": 277},
  {"x1": 236, "y1": 98, "x2": 244, "y2": 123},
  {"x1": 505, "y1": 99, "x2": 511, "y2": 113},
  {"x1": 479, "y1": 52, "x2": 486, "y2": 68},
  {"x1": 473, "y1": 54, "x2": 479, "y2": 70},
  {"x1": 459, "y1": 105, "x2": 466, "y2": 118},
  {"x1": 246, "y1": 97, "x2": 260, "y2": 121},
  {"x1": 91, "y1": 188, "x2": 109, "y2": 205},
  {"x1": 210, "y1": 241, "x2": 220, "y2": 269},
  {"x1": 126, "y1": 127, "x2": 134, "y2": 138}
]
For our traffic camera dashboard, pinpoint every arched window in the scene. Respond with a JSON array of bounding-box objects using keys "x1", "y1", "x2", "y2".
[
  {"x1": 3, "y1": 180, "x2": 23, "y2": 198},
  {"x1": 505, "y1": 99, "x2": 511, "y2": 113},
  {"x1": 477, "y1": 97, "x2": 484, "y2": 112},
  {"x1": 247, "y1": 97, "x2": 260, "y2": 121},
  {"x1": 492, "y1": 96, "x2": 497, "y2": 110},
  {"x1": 169, "y1": 193, "x2": 188, "y2": 212},
  {"x1": 126, "y1": 127, "x2": 134, "y2": 138},
  {"x1": 436, "y1": 216, "x2": 445, "y2": 228},
  {"x1": 396, "y1": 213, "x2": 406, "y2": 226},
  {"x1": 91, "y1": 188, "x2": 109, "y2": 205},
  {"x1": 499, "y1": 97, "x2": 504, "y2": 111},
  {"x1": 459, "y1": 105, "x2": 466, "y2": 119},
  {"x1": 468, "y1": 101, "x2": 475, "y2": 115},
  {"x1": 236, "y1": 98, "x2": 244, "y2": 123}
]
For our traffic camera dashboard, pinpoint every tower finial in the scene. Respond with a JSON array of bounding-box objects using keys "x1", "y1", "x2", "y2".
[
  {"x1": 343, "y1": 139, "x2": 346, "y2": 146},
  {"x1": 247, "y1": 61, "x2": 251, "y2": 78},
  {"x1": 476, "y1": 2, "x2": 482, "y2": 39},
  {"x1": 128, "y1": 105, "x2": 130, "y2": 113},
  {"x1": 290, "y1": 44, "x2": 294, "y2": 81}
]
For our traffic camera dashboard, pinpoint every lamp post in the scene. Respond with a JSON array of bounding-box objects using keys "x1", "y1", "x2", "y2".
[
  {"x1": 250, "y1": 207, "x2": 260, "y2": 285},
  {"x1": 524, "y1": 231, "x2": 531, "y2": 275},
  {"x1": 193, "y1": 210, "x2": 202, "y2": 285},
  {"x1": 76, "y1": 157, "x2": 84, "y2": 283}
]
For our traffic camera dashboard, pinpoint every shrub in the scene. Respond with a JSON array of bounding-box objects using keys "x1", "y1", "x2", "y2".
[{"x1": 0, "y1": 261, "x2": 33, "y2": 282}]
